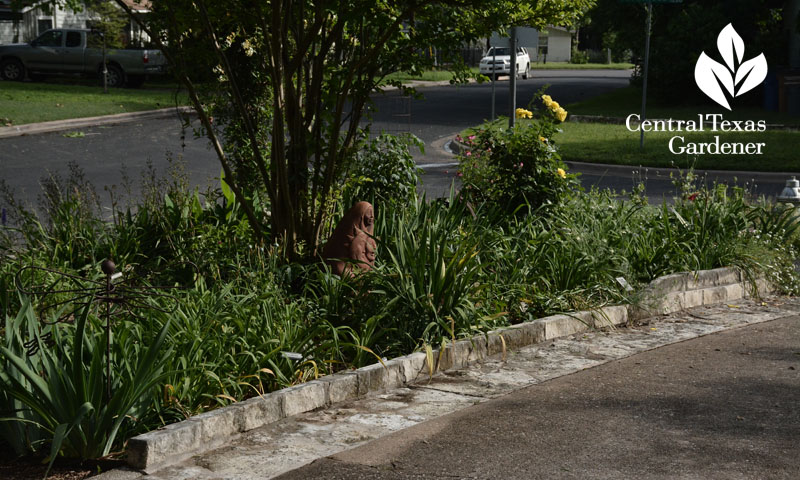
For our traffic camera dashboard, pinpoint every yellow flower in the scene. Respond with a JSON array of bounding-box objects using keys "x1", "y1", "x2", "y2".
[
  {"x1": 549, "y1": 101, "x2": 561, "y2": 111},
  {"x1": 541, "y1": 94, "x2": 553, "y2": 108},
  {"x1": 554, "y1": 107, "x2": 567, "y2": 122},
  {"x1": 557, "y1": 168, "x2": 566, "y2": 178},
  {"x1": 515, "y1": 108, "x2": 533, "y2": 119},
  {"x1": 539, "y1": 136, "x2": 547, "y2": 142}
]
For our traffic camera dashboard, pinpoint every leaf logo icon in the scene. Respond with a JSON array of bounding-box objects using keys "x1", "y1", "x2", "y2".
[{"x1": 694, "y1": 24, "x2": 768, "y2": 110}]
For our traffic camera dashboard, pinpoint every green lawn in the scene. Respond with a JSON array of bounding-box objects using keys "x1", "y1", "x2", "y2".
[
  {"x1": 568, "y1": 86, "x2": 800, "y2": 126},
  {"x1": 461, "y1": 118, "x2": 799, "y2": 172},
  {"x1": 529, "y1": 62, "x2": 633, "y2": 70},
  {"x1": 557, "y1": 122, "x2": 799, "y2": 172},
  {"x1": 383, "y1": 68, "x2": 480, "y2": 83},
  {"x1": 0, "y1": 81, "x2": 189, "y2": 126},
  {"x1": 384, "y1": 62, "x2": 633, "y2": 83}
]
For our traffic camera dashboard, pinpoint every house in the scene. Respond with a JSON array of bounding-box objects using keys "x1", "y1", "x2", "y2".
[
  {"x1": 487, "y1": 26, "x2": 573, "y2": 64},
  {"x1": 535, "y1": 26, "x2": 573, "y2": 63},
  {"x1": 0, "y1": 0, "x2": 150, "y2": 45}
]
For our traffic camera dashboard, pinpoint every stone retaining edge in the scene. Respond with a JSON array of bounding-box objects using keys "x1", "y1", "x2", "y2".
[{"x1": 125, "y1": 266, "x2": 773, "y2": 473}]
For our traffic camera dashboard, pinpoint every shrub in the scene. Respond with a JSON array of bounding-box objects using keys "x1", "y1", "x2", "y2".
[
  {"x1": 342, "y1": 133, "x2": 423, "y2": 210},
  {"x1": 570, "y1": 48, "x2": 589, "y2": 64},
  {"x1": 457, "y1": 95, "x2": 579, "y2": 214}
]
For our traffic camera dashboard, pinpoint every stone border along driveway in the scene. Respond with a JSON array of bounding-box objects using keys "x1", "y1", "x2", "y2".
[{"x1": 122, "y1": 267, "x2": 771, "y2": 473}]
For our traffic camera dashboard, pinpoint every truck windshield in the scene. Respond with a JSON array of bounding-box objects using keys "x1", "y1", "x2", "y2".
[{"x1": 487, "y1": 48, "x2": 511, "y2": 56}]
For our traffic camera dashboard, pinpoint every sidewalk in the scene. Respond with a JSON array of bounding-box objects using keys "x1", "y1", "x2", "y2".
[
  {"x1": 101, "y1": 297, "x2": 800, "y2": 479},
  {"x1": 281, "y1": 309, "x2": 800, "y2": 480}
]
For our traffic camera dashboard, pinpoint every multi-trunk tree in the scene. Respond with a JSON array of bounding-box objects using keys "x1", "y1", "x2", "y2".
[{"x1": 113, "y1": 0, "x2": 592, "y2": 259}]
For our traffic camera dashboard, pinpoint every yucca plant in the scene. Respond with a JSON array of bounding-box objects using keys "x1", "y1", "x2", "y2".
[{"x1": 0, "y1": 300, "x2": 171, "y2": 474}]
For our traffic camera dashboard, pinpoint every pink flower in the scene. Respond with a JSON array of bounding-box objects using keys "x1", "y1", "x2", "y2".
[
  {"x1": 466, "y1": 151, "x2": 472, "y2": 156},
  {"x1": 519, "y1": 162, "x2": 524, "y2": 168},
  {"x1": 468, "y1": 135, "x2": 475, "y2": 141},
  {"x1": 457, "y1": 172, "x2": 463, "y2": 177}
]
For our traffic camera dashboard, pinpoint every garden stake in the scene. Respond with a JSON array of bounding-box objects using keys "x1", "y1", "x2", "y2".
[{"x1": 15, "y1": 258, "x2": 191, "y2": 406}]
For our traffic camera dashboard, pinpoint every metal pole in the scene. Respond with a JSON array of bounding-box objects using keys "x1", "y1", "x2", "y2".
[
  {"x1": 102, "y1": 31, "x2": 108, "y2": 94},
  {"x1": 508, "y1": 27, "x2": 517, "y2": 128},
  {"x1": 639, "y1": 2, "x2": 652, "y2": 149},
  {"x1": 105, "y1": 272, "x2": 111, "y2": 403},
  {"x1": 491, "y1": 47, "x2": 496, "y2": 121}
]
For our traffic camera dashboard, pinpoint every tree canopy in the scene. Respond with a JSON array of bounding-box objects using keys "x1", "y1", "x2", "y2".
[
  {"x1": 581, "y1": 0, "x2": 788, "y2": 104},
  {"x1": 114, "y1": 0, "x2": 593, "y2": 259}
]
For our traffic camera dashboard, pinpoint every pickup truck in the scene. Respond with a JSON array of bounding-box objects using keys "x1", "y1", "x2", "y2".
[{"x1": 0, "y1": 28, "x2": 167, "y2": 87}]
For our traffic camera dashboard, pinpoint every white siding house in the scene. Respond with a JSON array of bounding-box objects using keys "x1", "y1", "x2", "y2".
[
  {"x1": 535, "y1": 26, "x2": 573, "y2": 63},
  {"x1": 0, "y1": 0, "x2": 150, "y2": 45}
]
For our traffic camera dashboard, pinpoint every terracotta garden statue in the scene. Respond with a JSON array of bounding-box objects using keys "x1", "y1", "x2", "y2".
[{"x1": 322, "y1": 201, "x2": 376, "y2": 276}]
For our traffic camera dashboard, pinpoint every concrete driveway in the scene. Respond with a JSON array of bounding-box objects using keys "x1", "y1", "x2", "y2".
[{"x1": 278, "y1": 314, "x2": 800, "y2": 479}]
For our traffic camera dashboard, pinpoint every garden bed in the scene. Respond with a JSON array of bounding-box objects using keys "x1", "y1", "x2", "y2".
[{"x1": 1, "y1": 111, "x2": 798, "y2": 476}]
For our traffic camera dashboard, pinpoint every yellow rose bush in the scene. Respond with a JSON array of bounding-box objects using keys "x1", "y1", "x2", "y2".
[{"x1": 458, "y1": 93, "x2": 577, "y2": 213}]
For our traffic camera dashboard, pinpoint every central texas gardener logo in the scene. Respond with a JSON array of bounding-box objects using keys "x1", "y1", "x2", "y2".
[{"x1": 694, "y1": 24, "x2": 768, "y2": 110}]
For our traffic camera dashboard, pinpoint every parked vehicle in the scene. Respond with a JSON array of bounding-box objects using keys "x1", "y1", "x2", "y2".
[
  {"x1": 479, "y1": 47, "x2": 531, "y2": 80},
  {"x1": 0, "y1": 29, "x2": 167, "y2": 87}
]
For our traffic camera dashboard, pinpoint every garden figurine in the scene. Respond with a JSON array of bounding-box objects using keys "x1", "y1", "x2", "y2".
[{"x1": 322, "y1": 201, "x2": 376, "y2": 276}]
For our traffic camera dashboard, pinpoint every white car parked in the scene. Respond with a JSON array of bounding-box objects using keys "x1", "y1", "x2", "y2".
[{"x1": 479, "y1": 47, "x2": 531, "y2": 80}]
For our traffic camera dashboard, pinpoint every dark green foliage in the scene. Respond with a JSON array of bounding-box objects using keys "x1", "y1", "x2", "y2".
[
  {"x1": 1, "y1": 146, "x2": 798, "y2": 466},
  {"x1": 583, "y1": 0, "x2": 787, "y2": 104},
  {"x1": 0, "y1": 301, "x2": 171, "y2": 475},
  {"x1": 343, "y1": 133, "x2": 424, "y2": 211}
]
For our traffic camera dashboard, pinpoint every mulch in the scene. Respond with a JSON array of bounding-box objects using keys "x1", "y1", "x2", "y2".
[{"x1": 0, "y1": 445, "x2": 124, "y2": 480}]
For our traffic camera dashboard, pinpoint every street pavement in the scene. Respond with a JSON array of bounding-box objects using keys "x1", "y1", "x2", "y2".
[
  {"x1": 1, "y1": 71, "x2": 634, "y2": 209},
  {"x1": 1, "y1": 70, "x2": 795, "y2": 211},
  {"x1": 102, "y1": 297, "x2": 800, "y2": 480}
]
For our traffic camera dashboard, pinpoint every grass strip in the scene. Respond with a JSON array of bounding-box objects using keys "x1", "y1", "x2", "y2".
[
  {"x1": 558, "y1": 122, "x2": 799, "y2": 172},
  {"x1": 384, "y1": 63, "x2": 633, "y2": 83},
  {"x1": 567, "y1": 86, "x2": 800, "y2": 127},
  {"x1": 460, "y1": 119, "x2": 799, "y2": 172},
  {"x1": 529, "y1": 62, "x2": 633, "y2": 70},
  {"x1": 0, "y1": 81, "x2": 189, "y2": 126}
]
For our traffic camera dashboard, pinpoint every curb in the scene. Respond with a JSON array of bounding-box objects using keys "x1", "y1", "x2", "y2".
[
  {"x1": 0, "y1": 106, "x2": 195, "y2": 139},
  {"x1": 123, "y1": 266, "x2": 772, "y2": 473}
]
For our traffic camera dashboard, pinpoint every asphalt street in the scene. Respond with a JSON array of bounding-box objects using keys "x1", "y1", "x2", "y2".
[
  {"x1": 0, "y1": 70, "x2": 633, "y2": 211},
  {"x1": 278, "y1": 315, "x2": 800, "y2": 479},
  {"x1": 0, "y1": 70, "x2": 793, "y2": 211}
]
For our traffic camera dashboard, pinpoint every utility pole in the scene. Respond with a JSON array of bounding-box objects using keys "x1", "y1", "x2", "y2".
[
  {"x1": 508, "y1": 26, "x2": 517, "y2": 128},
  {"x1": 639, "y1": 2, "x2": 652, "y2": 149}
]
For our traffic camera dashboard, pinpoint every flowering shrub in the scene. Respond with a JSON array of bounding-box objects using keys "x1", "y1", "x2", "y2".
[{"x1": 457, "y1": 95, "x2": 578, "y2": 213}]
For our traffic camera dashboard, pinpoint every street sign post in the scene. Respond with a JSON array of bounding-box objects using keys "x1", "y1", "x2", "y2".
[
  {"x1": 619, "y1": 0, "x2": 682, "y2": 148},
  {"x1": 489, "y1": 27, "x2": 539, "y2": 128}
]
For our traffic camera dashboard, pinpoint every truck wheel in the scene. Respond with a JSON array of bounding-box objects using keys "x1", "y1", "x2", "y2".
[
  {"x1": 102, "y1": 64, "x2": 125, "y2": 88},
  {"x1": 522, "y1": 63, "x2": 530, "y2": 80},
  {"x1": 1, "y1": 59, "x2": 25, "y2": 81}
]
